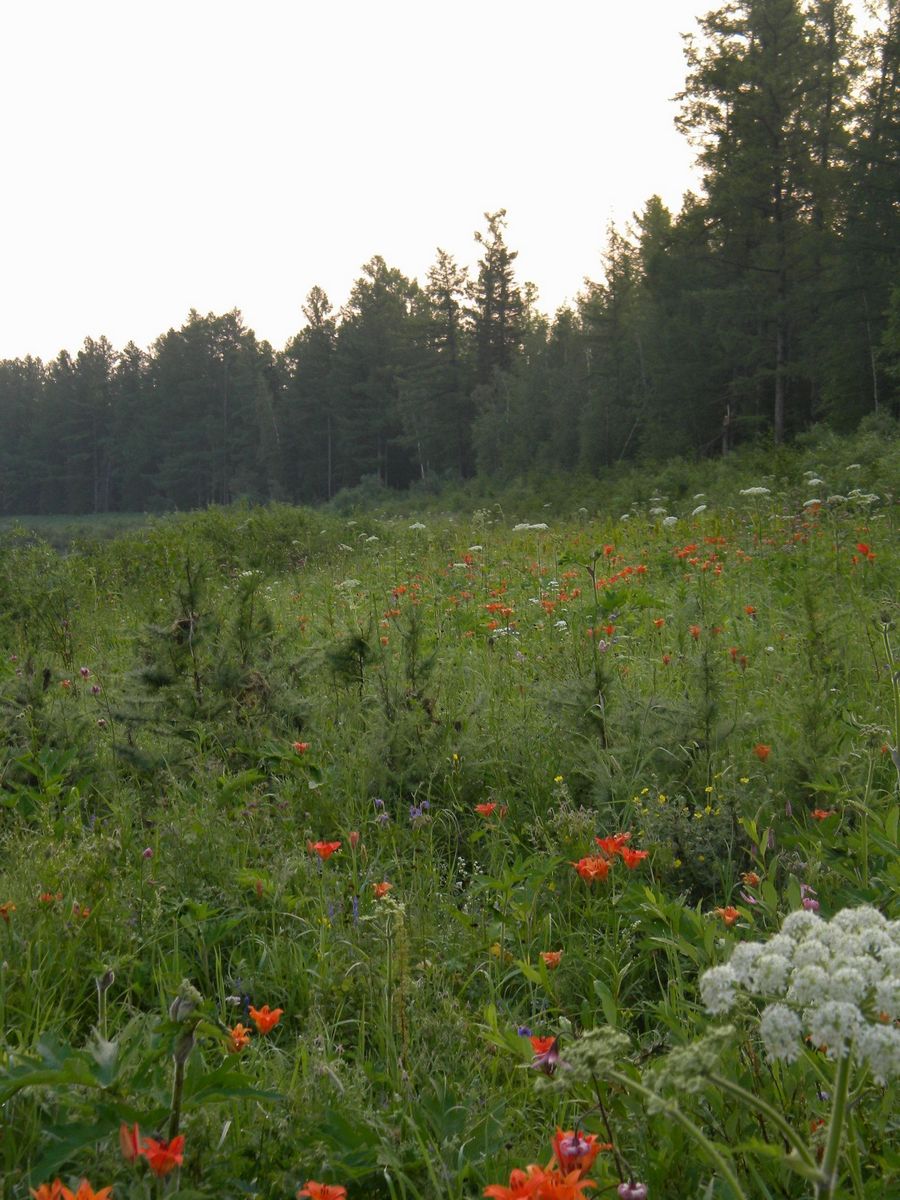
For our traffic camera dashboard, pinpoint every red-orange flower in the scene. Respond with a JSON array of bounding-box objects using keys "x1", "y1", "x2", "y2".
[
  {"x1": 141, "y1": 1135, "x2": 185, "y2": 1177},
  {"x1": 541, "y1": 950, "x2": 563, "y2": 969},
  {"x1": 572, "y1": 856, "x2": 609, "y2": 883},
  {"x1": 485, "y1": 1164, "x2": 596, "y2": 1199},
  {"x1": 483, "y1": 1166, "x2": 540, "y2": 1199},
  {"x1": 714, "y1": 906, "x2": 740, "y2": 926},
  {"x1": 307, "y1": 840, "x2": 341, "y2": 860},
  {"x1": 741, "y1": 871, "x2": 761, "y2": 887},
  {"x1": 0, "y1": 901, "x2": 16, "y2": 922},
  {"x1": 30, "y1": 1185, "x2": 64, "y2": 1200},
  {"x1": 227, "y1": 1023, "x2": 252, "y2": 1053},
  {"x1": 292, "y1": 741, "x2": 311, "y2": 753},
  {"x1": 551, "y1": 1129, "x2": 610, "y2": 1173},
  {"x1": 529, "y1": 1035, "x2": 556, "y2": 1054},
  {"x1": 689, "y1": 624, "x2": 701, "y2": 640},
  {"x1": 248, "y1": 1004, "x2": 283, "y2": 1034},
  {"x1": 297, "y1": 1184, "x2": 347, "y2": 1200},
  {"x1": 811, "y1": 808, "x2": 835, "y2": 821},
  {"x1": 753, "y1": 743, "x2": 771, "y2": 762},
  {"x1": 59, "y1": 1184, "x2": 113, "y2": 1200},
  {"x1": 119, "y1": 1121, "x2": 143, "y2": 1163},
  {"x1": 372, "y1": 881, "x2": 393, "y2": 898},
  {"x1": 475, "y1": 802, "x2": 499, "y2": 817},
  {"x1": 595, "y1": 832, "x2": 631, "y2": 858},
  {"x1": 619, "y1": 846, "x2": 649, "y2": 869}
]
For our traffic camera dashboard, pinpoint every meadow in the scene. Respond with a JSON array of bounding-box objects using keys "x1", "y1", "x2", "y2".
[{"x1": 1, "y1": 434, "x2": 898, "y2": 1200}]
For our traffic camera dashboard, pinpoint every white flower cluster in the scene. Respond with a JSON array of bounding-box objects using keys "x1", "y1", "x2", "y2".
[
  {"x1": 699, "y1": 906, "x2": 900, "y2": 1083},
  {"x1": 739, "y1": 486, "x2": 771, "y2": 496}
]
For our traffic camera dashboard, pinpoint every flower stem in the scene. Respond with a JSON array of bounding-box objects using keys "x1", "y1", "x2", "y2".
[
  {"x1": 607, "y1": 1069, "x2": 749, "y2": 1200},
  {"x1": 708, "y1": 1072, "x2": 819, "y2": 1175},
  {"x1": 169, "y1": 1056, "x2": 185, "y2": 1141},
  {"x1": 816, "y1": 1051, "x2": 852, "y2": 1200},
  {"x1": 589, "y1": 1072, "x2": 630, "y2": 1183}
]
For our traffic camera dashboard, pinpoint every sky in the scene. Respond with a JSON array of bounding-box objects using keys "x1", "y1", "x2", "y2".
[{"x1": 0, "y1": 0, "x2": 877, "y2": 361}]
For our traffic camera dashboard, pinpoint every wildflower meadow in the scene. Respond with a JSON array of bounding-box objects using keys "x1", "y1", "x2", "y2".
[{"x1": 1, "y1": 441, "x2": 898, "y2": 1199}]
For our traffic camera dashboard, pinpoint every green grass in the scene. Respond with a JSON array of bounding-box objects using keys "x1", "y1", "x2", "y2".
[{"x1": 0, "y1": 433, "x2": 898, "y2": 1199}]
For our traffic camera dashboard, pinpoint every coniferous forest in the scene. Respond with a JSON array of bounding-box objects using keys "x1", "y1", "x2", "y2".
[{"x1": 1, "y1": 0, "x2": 898, "y2": 517}]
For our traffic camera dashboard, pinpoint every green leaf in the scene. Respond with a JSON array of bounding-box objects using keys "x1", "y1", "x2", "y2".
[{"x1": 593, "y1": 979, "x2": 619, "y2": 1027}]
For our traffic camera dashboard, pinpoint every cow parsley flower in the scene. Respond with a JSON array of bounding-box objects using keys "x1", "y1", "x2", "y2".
[
  {"x1": 754, "y1": 953, "x2": 792, "y2": 994},
  {"x1": 700, "y1": 904, "x2": 900, "y2": 1078},
  {"x1": 699, "y1": 965, "x2": 739, "y2": 1014},
  {"x1": 786, "y1": 964, "x2": 829, "y2": 1006},
  {"x1": 856, "y1": 1024, "x2": 900, "y2": 1086},
  {"x1": 760, "y1": 1004, "x2": 803, "y2": 1063},
  {"x1": 874, "y1": 978, "x2": 900, "y2": 1021},
  {"x1": 728, "y1": 941, "x2": 765, "y2": 987},
  {"x1": 806, "y1": 1001, "x2": 864, "y2": 1058}
]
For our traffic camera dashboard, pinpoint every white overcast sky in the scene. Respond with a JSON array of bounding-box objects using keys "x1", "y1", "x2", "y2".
[{"x1": 0, "y1": 0, "x2": 876, "y2": 361}]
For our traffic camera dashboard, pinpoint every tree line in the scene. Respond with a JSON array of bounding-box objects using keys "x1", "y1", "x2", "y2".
[{"x1": 1, "y1": 0, "x2": 898, "y2": 516}]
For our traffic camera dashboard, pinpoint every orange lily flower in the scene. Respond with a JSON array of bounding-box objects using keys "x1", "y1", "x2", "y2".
[
  {"x1": 811, "y1": 808, "x2": 835, "y2": 821},
  {"x1": 552, "y1": 1128, "x2": 610, "y2": 1173},
  {"x1": 227, "y1": 1023, "x2": 252, "y2": 1053},
  {"x1": 307, "y1": 840, "x2": 341, "y2": 860},
  {"x1": 619, "y1": 846, "x2": 648, "y2": 869},
  {"x1": 753, "y1": 743, "x2": 771, "y2": 762},
  {"x1": 0, "y1": 901, "x2": 16, "y2": 922},
  {"x1": 119, "y1": 1121, "x2": 143, "y2": 1163},
  {"x1": 372, "y1": 881, "x2": 393, "y2": 899},
  {"x1": 595, "y1": 832, "x2": 631, "y2": 858},
  {"x1": 62, "y1": 1185, "x2": 114, "y2": 1200},
  {"x1": 248, "y1": 1004, "x2": 283, "y2": 1034},
  {"x1": 541, "y1": 950, "x2": 563, "y2": 969},
  {"x1": 741, "y1": 871, "x2": 760, "y2": 887},
  {"x1": 297, "y1": 1184, "x2": 347, "y2": 1200},
  {"x1": 485, "y1": 1164, "x2": 596, "y2": 1199},
  {"x1": 714, "y1": 906, "x2": 740, "y2": 926},
  {"x1": 30, "y1": 1185, "x2": 64, "y2": 1200},
  {"x1": 529, "y1": 1035, "x2": 556, "y2": 1054},
  {"x1": 571, "y1": 856, "x2": 609, "y2": 883},
  {"x1": 484, "y1": 1166, "x2": 543, "y2": 1199},
  {"x1": 141, "y1": 1135, "x2": 185, "y2": 1177}
]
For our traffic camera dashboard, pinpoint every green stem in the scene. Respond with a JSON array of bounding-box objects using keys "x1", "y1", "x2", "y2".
[
  {"x1": 607, "y1": 1069, "x2": 749, "y2": 1200},
  {"x1": 168, "y1": 1056, "x2": 185, "y2": 1141},
  {"x1": 708, "y1": 1072, "x2": 819, "y2": 1175},
  {"x1": 882, "y1": 626, "x2": 900, "y2": 758},
  {"x1": 589, "y1": 1072, "x2": 630, "y2": 1183},
  {"x1": 816, "y1": 1051, "x2": 852, "y2": 1200}
]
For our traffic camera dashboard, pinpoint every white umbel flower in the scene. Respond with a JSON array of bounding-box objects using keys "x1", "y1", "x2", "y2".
[
  {"x1": 699, "y1": 904, "x2": 900, "y2": 1079},
  {"x1": 700, "y1": 965, "x2": 740, "y2": 1014},
  {"x1": 806, "y1": 1001, "x2": 864, "y2": 1058},
  {"x1": 874, "y1": 978, "x2": 900, "y2": 1021},
  {"x1": 781, "y1": 909, "x2": 824, "y2": 941},
  {"x1": 856, "y1": 1024, "x2": 900, "y2": 1086},
  {"x1": 760, "y1": 1004, "x2": 803, "y2": 1063},
  {"x1": 786, "y1": 964, "x2": 829, "y2": 1007},
  {"x1": 754, "y1": 953, "x2": 792, "y2": 995}
]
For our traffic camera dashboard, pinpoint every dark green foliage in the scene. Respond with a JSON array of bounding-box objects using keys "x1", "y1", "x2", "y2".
[{"x1": 0, "y1": 5, "x2": 897, "y2": 515}]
